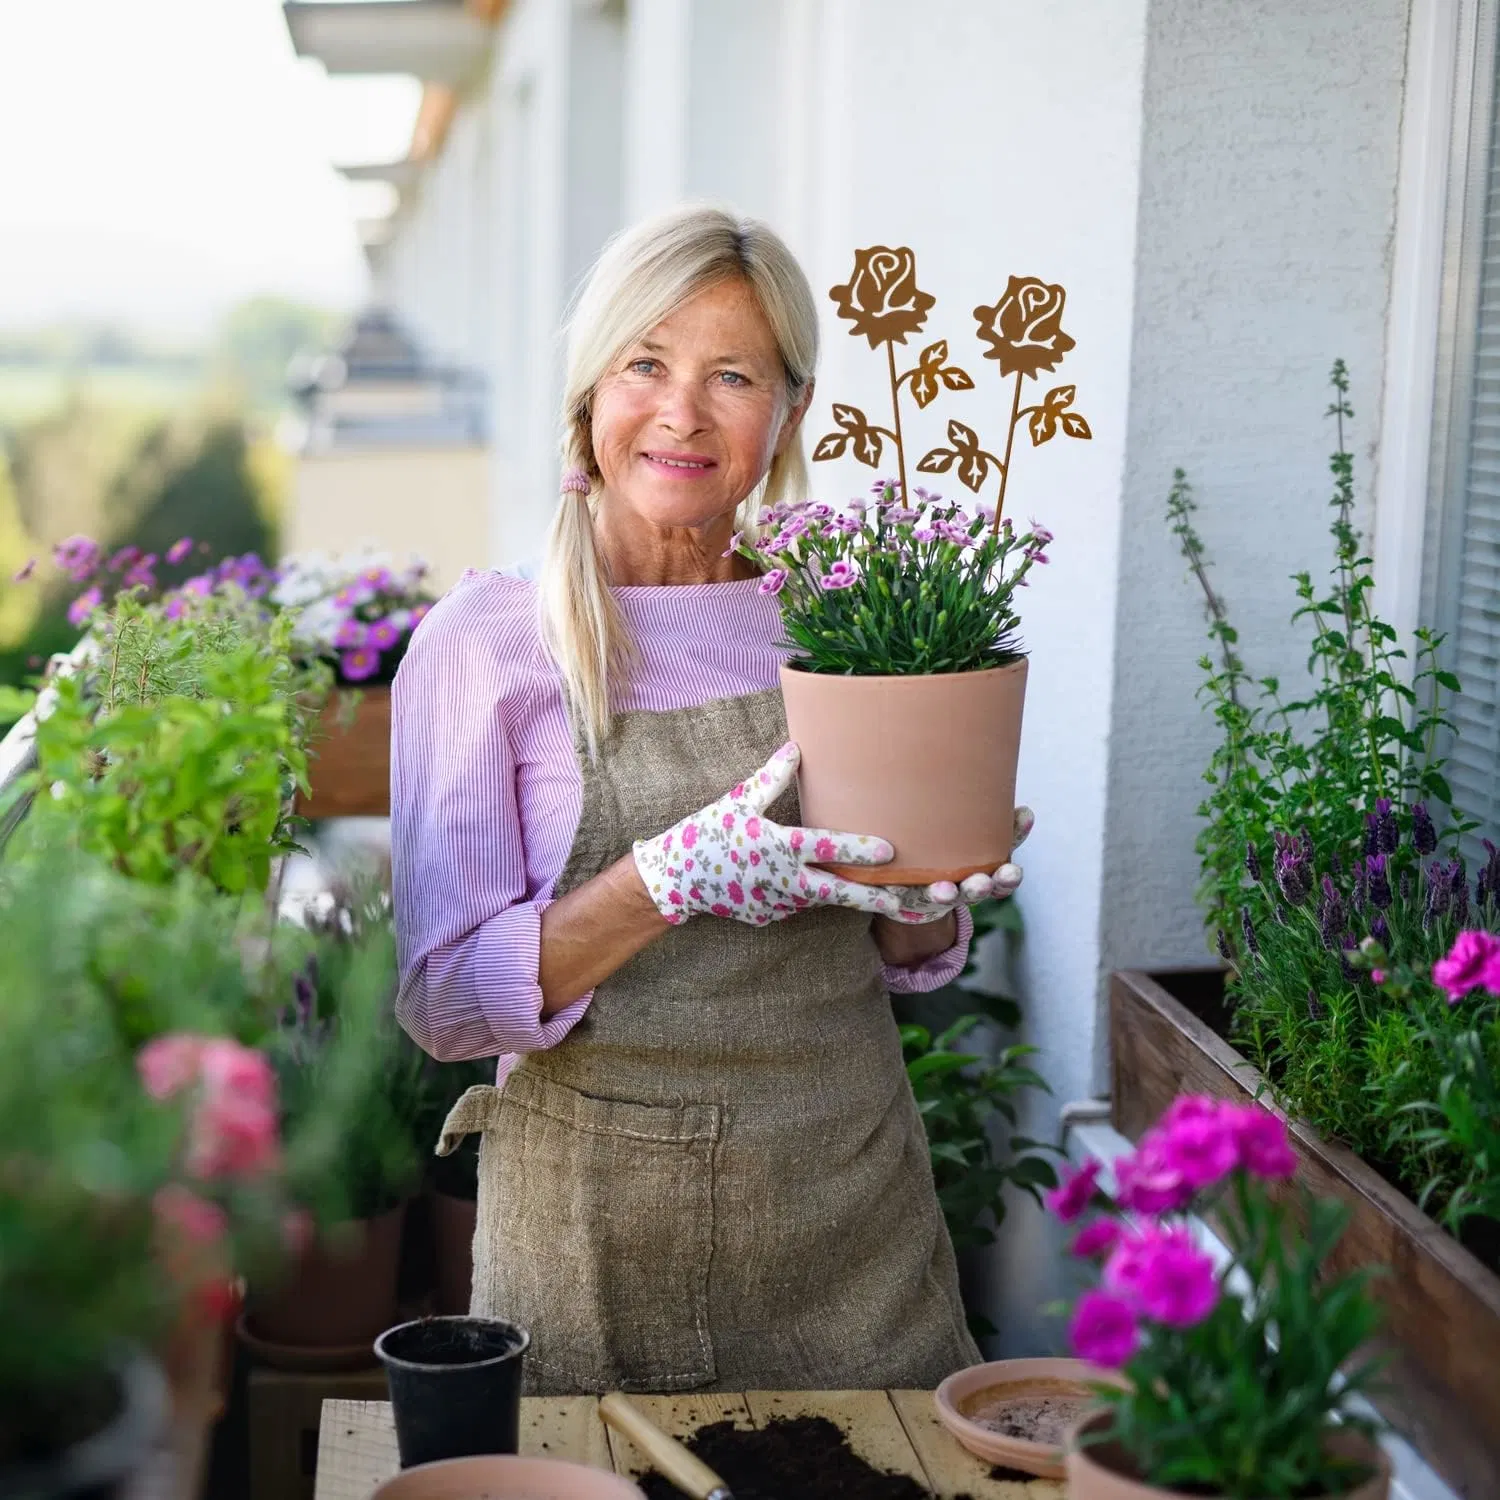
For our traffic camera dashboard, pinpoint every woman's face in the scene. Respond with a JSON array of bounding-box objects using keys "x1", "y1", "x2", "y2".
[{"x1": 590, "y1": 277, "x2": 810, "y2": 540}]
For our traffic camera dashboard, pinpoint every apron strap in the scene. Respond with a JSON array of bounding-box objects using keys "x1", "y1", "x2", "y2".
[{"x1": 436, "y1": 1083, "x2": 505, "y2": 1156}]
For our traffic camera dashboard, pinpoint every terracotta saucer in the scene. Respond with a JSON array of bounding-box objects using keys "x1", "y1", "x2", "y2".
[
  {"x1": 235, "y1": 1311, "x2": 380, "y2": 1373},
  {"x1": 933, "y1": 1356, "x2": 1127, "y2": 1480},
  {"x1": 371, "y1": 1455, "x2": 645, "y2": 1499}
]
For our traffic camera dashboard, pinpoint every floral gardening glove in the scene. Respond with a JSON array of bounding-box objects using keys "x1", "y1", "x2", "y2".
[
  {"x1": 632, "y1": 742, "x2": 904, "y2": 926},
  {"x1": 879, "y1": 807, "x2": 1034, "y2": 925}
]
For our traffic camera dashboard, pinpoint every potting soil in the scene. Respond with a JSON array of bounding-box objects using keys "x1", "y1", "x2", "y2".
[{"x1": 637, "y1": 1414, "x2": 976, "y2": 1500}]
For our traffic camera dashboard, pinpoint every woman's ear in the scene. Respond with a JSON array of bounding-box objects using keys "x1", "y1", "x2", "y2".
[{"x1": 773, "y1": 377, "x2": 816, "y2": 458}]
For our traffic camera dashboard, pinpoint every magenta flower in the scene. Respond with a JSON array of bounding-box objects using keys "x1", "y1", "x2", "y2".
[
  {"x1": 728, "y1": 880, "x2": 745, "y2": 904},
  {"x1": 759, "y1": 568, "x2": 789, "y2": 595},
  {"x1": 1071, "y1": 1218, "x2": 1121, "y2": 1259},
  {"x1": 1132, "y1": 1232, "x2": 1221, "y2": 1328},
  {"x1": 1229, "y1": 1104, "x2": 1297, "y2": 1180},
  {"x1": 814, "y1": 837, "x2": 838, "y2": 862},
  {"x1": 1113, "y1": 1134, "x2": 1192, "y2": 1215},
  {"x1": 54, "y1": 535, "x2": 101, "y2": 581},
  {"x1": 340, "y1": 647, "x2": 380, "y2": 682},
  {"x1": 107, "y1": 545, "x2": 141, "y2": 573},
  {"x1": 166, "y1": 536, "x2": 194, "y2": 565},
  {"x1": 335, "y1": 582, "x2": 375, "y2": 609},
  {"x1": 1069, "y1": 1290, "x2": 1139, "y2": 1368},
  {"x1": 410, "y1": 602, "x2": 431, "y2": 626},
  {"x1": 1432, "y1": 929, "x2": 1500, "y2": 1003},
  {"x1": 682, "y1": 823, "x2": 698, "y2": 850},
  {"x1": 67, "y1": 587, "x2": 102, "y2": 627},
  {"x1": 1045, "y1": 1158, "x2": 1102, "y2": 1223},
  {"x1": 123, "y1": 553, "x2": 158, "y2": 590},
  {"x1": 333, "y1": 618, "x2": 368, "y2": 649},
  {"x1": 163, "y1": 597, "x2": 189, "y2": 621},
  {"x1": 1158, "y1": 1103, "x2": 1239, "y2": 1190},
  {"x1": 368, "y1": 618, "x2": 401, "y2": 649}
]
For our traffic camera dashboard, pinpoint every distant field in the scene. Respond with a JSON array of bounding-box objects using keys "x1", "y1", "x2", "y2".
[{"x1": 0, "y1": 363, "x2": 204, "y2": 425}]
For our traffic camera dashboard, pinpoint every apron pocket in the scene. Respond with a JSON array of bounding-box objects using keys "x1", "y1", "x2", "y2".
[{"x1": 459, "y1": 1070, "x2": 722, "y2": 1394}]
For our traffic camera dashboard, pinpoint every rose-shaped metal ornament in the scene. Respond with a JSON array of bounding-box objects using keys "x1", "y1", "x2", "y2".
[
  {"x1": 829, "y1": 246, "x2": 936, "y2": 349},
  {"x1": 973, "y1": 276, "x2": 1076, "y2": 381}
]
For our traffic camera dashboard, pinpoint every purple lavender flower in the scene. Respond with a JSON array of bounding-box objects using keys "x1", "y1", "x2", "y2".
[
  {"x1": 1366, "y1": 854, "x2": 1392, "y2": 911},
  {"x1": 1371, "y1": 913, "x2": 1392, "y2": 950},
  {"x1": 1373, "y1": 797, "x2": 1399, "y2": 855},
  {"x1": 1240, "y1": 906, "x2": 1260, "y2": 959},
  {"x1": 1399, "y1": 866, "x2": 1413, "y2": 906},
  {"x1": 1338, "y1": 939, "x2": 1360, "y2": 985},
  {"x1": 1318, "y1": 875, "x2": 1345, "y2": 951},
  {"x1": 1273, "y1": 831, "x2": 1314, "y2": 906},
  {"x1": 1424, "y1": 861, "x2": 1451, "y2": 930},
  {"x1": 1307, "y1": 989, "x2": 1325, "y2": 1022},
  {"x1": 1480, "y1": 840, "x2": 1500, "y2": 910},
  {"x1": 1451, "y1": 860, "x2": 1471, "y2": 926},
  {"x1": 1245, "y1": 841, "x2": 1262, "y2": 882},
  {"x1": 1274, "y1": 902, "x2": 1288, "y2": 925},
  {"x1": 1411, "y1": 802, "x2": 1438, "y2": 856},
  {"x1": 1352, "y1": 862, "x2": 1368, "y2": 915},
  {"x1": 1216, "y1": 929, "x2": 1233, "y2": 963}
]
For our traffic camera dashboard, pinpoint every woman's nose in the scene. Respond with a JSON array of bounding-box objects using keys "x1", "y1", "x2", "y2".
[{"x1": 654, "y1": 377, "x2": 709, "y2": 437}]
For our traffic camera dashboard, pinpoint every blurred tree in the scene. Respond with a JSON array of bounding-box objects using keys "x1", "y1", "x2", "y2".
[{"x1": 212, "y1": 297, "x2": 344, "y2": 415}]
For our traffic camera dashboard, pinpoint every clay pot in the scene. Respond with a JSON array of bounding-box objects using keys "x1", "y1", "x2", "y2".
[
  {"x1": 243, "y1": 1202, "x2": 407, "y2": 1366},
  {"x1": 374, "y1": 1317, "x2": 528, "y2": 1468},
  {"x1": 0, "y1": 1349, "x2": 168, "y2": 1500},
  {"x1": 371, "y1": 1454, "x2": 644, "y2": 1499},
  {"x1": 779, "y1": 659, "x2": 1027, "y2": 884},
  {"x1": 430, "y1": 1192, "x2": 477, "y2": 1316},
  {"x1": 933, "y1": 1356, "x2": 1127, "y2": 1479},
  {"x1": 1065, "y1": 1411, "x2": 1392, "y2": 1500}
]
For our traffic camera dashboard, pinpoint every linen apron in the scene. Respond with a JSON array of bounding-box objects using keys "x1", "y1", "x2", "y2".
[{"x1": 436, "y1": 687, "x2": 980, "y2": 1395}]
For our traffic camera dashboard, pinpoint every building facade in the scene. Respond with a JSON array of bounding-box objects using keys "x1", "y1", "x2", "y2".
[{"x1": 293, "y1": 0, "x2": 1500, "y2": 1351}]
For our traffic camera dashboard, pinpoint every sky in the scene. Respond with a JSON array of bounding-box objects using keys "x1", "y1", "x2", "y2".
[{"x1": 0, "y1": 0, "x2": 425, "y2": 338}]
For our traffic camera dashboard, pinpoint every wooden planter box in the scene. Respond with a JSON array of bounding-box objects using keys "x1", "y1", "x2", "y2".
[
  {"x1": 295, "y1": 686, "x2": 391, "y2": 820},
  {"x1": 1110, "y1": 967, "x2": 1500, "y2": 1499}
]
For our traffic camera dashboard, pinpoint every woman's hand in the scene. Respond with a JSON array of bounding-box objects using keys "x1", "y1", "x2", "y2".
[
  {"x1": 632, "y1": 743, "x2": 905, "y2": 925},
  {"x1": 879, "y1": 807, "x2": 1034, "y2": 926}
]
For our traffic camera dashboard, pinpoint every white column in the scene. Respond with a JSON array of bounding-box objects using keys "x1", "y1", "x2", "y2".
[{"x1": 622, "y1": 0, "x2": 692, "y2": 219}]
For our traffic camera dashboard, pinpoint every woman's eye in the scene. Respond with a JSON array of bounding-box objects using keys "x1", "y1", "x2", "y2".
[
  {"x1": 718, "y1": 370, "x2": 749, "y2": 387},
  {"x1": 628, "y1": 358, "x2": 657, "y2": 375}
]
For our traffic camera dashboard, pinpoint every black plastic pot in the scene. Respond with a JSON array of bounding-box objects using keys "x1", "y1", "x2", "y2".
[
  {"x1": 1, "y1": 1349, "x2": 168, "y2": 1499},
  {"x1": 374, "y1": 1316, "x2": 529, "y2": 1468}
]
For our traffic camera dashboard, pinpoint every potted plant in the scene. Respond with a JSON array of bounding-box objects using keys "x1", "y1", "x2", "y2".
[
  {"x1": 246, "y1": 883, "x2": 428, "y2": 1366},
  {"x1": 1050, "y1": 1094, "x2": 1390, "y2": 1500},
  {"x1": 738, "y1": 247, "x2": 1090, "y2": 881},
  {"x1": 1110, "y1": 363, "x2": 1500, "y2": 1493},
  {"x1": 0, "y1": 846, "x2": 297, "y2": 1498}
]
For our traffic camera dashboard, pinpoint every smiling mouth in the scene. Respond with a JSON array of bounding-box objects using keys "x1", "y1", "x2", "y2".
[{"x1": 642, "y1": 452, "x2": 716, "y2": 472}]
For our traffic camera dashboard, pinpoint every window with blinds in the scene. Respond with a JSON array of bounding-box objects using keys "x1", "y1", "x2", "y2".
[{"x1": 1433, "y1": 15, "x2": 1500, "y2": 848}]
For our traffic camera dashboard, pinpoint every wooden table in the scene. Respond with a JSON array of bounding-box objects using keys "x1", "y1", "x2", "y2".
[{"x1": 315, "y1": 1390, "x2": 1063, "y2": 1499}]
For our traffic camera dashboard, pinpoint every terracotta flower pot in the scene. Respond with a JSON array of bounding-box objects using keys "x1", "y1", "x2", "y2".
[
  {"x1": 430, "y1": 1191, "x2": 477, "y2": 1316},
  {"x1": 243, "y1": 1202, "x2": 407, "y2": 1367},
  {"x1": 371, "y1": 1454, "x2": 644, "y2": 1499},
  {"x1": 1065, "y1": 1411, "x2": 1392, "y2": 1500},
  {"x1": 779, "y1": 659, "x2": 1027, "y2": 884}
]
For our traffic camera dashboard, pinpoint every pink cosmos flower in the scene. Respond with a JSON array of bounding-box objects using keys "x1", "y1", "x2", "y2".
[
  {"x1": 1229, "y1": 1104, "x2": 1297, "y2": 1180},
  {"x1": 1045, "y1": 1158, "x2": 1101, "y2": 1223},
  {"x1": 340, "y1": 647, "x2": 380, "y2": 682},
  {"x1": 1069, "y1": 1290, "x2": 1139, "y2": 1368},
  {"x1": 153, "y1": 1184, "x2": 228, "y2": 1247},
  {"x1": 728, "y1": 881, "x2": 745, "y2": 903},
  {"x1": 166, "y1": 537, "x2": 194, "y2": 565},
  {"x1": 1432, "y1": 929, "x2": 1500, "y2": 1003},
  {"x1": 333, "y1": 618, "x2": 367, "y2": 649},
  {"x1": 1070, "y1": 1218, "x2": 1121, "y2": 1259},
  {"x1": 814, "y1": 837, "x2": 838, "y2": 862},
  {"x1": 1113, "y1": 1133, "x2": 1192, "y2": 1215},
  {"x1": 67, "y1": 587, "x2": 102, "y2": 627},
  {"x1": 758, "y1": 568, "x2": 789, "y2": 595}
]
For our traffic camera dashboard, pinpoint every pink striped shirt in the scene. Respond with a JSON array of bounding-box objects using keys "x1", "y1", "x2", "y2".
[{"x1": 389, "y1": 570, "x2": 972, "y2": 1075}]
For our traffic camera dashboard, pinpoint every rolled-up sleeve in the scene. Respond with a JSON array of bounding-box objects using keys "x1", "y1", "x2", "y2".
[
  {"x1": 880, "y1": 904, "x2": 974, "y2": 994},
  {"x1": 390, "y1": 599, "x2": 590, "y2": 1063}
]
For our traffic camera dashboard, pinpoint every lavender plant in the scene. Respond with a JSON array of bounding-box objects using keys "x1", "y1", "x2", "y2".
[
  {"x1": 1170, "y1": 362, "x2": 1463, "y2": 947},
  {"x1": 734, "y1": 480, "x2": 1051, "y2": 675}
]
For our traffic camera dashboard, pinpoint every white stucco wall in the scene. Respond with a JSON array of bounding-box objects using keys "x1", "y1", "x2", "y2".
[{"x1": 1100, "y1": 0, "x2": 1410, "y2": 986}]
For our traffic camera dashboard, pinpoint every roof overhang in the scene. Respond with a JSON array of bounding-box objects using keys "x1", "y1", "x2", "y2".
[{"x1": 283, "y1": 1, "x2": 492, "y2": 88}]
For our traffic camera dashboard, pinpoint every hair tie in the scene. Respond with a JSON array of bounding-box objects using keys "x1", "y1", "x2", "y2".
[{"x1": 561, "y1": 468, "x2": 591, "y2": 495}]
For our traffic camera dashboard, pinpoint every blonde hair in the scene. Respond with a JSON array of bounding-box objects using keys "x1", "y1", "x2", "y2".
[{"x1": 538, "y1": 203, "x2": 818, "y2": 753}]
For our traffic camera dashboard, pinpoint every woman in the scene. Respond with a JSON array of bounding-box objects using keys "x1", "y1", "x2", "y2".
[{"x1": 391, "y1": 204, "x2": 1031, "y2": 1395}]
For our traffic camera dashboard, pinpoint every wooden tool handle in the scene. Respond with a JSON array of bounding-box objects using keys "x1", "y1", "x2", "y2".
[{"x1": 598, "y1": 1392, "x2": 732, "y2": 1499}]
